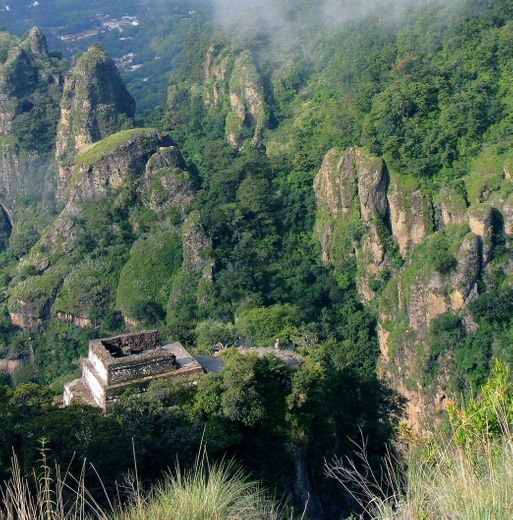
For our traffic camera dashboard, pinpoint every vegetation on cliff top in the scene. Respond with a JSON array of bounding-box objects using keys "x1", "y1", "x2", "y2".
[{"x1": 76, "y1": 128, "x2": 158, "y2": 165}]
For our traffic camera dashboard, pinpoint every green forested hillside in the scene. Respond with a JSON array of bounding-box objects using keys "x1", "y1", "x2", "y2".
[{"x1": 1, "y1": 0, "x2": 513, "y2": 518}]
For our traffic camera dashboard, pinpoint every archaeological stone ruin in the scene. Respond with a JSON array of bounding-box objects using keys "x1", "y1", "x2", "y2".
[{"x1": 63, "y1": 330, "x2": 208, "y2": 409}]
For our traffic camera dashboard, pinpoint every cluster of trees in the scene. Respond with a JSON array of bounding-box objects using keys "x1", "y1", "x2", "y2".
[{"x1": 0, "y1": 349, "x2": 400, "y2": 516}]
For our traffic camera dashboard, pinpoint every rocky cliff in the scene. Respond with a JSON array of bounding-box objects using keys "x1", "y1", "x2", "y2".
[
  {"x1": 6, "y1": 124, "x2": 213, "y2": 330},
  {"x1": 168, "y1": 45, "x2": 268, "y2": 152},
  {"x1": 314, "y1": 147, "x2": 395, "y2": 303},
  {"x1": 314, "y1": 146, "x2": 513, "y2": 431},
  {"x1": 8, "y1": 129, "x2": 167, "y2": 328},
  {"x1": 225, "y1": 50, "x2": 268, "y2": 150},
  {"x1": 55, "y1": 44, "x2": 135, "y2": 197},
  {"x1": 0, "y1": 27, "x2": 63, "y2": 222}
]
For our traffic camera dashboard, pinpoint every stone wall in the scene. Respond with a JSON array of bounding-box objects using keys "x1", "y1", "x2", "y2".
[
  {"x1": 100, "y1": 330, "x2": 160, "y2": 357},
  {"x1": 109, "y1": 353, "x2": 178, "y2": 385}
]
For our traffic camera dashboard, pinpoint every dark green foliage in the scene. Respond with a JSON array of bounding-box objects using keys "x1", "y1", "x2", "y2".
[
  {"x1": 132, "y1": 300, "x2": 166, "y2": 325},
  {"x1": 431, "y1": 236, "x2": 458, "y2": 274},
  {"x1": 453, "y1": 323, "x2": 495, "y2": 392},
  {"x1": 469, "y1": 287, "x2": 513, "y2": 325}
]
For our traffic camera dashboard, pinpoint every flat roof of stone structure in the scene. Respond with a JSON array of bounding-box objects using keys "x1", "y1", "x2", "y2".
[
  {"x1": 163, "y1": 341, "x2": 198, "y2": 367},
  {"x1": 89, "y1": 330, "x2": 163, "y2": 367}
]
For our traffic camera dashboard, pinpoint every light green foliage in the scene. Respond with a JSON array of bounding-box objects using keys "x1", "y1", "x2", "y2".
[
  {"x1": 8, "y1": 270, "x2": 64, "y2": 318},
  {"x1": 116, "y1": 230, "x2": 182, "y2": 320},
  {"x1": 237, "y1": 304, "x2": 302, "y2": 348},
  {"x1": 76, "y1": 128, "x2": 157, "y2": 165},
  {"x1": 195, "y1": 320, "x2": 238, "y2": 352},
  {"x1": 447, "y1": 360, "x2": 513, "y2": 448},
  {"x1": 466, "y1": 147, "x2": 513, "y2": 204},
  {"x1": 53, "y1": 256, "x2": 124, "y2": 318},
  {"x1": 119, "y1": 454, "x2": 279, "y2": 520}
]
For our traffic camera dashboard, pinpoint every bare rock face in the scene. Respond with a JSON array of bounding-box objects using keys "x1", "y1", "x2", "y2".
[
  {"x1": 468, "y1": 204, "x2": 493, "y2": 238},
  {"x1": 314, "y1": 148, "x2": 358, "y2": 220},
  {"x1": 204, "y1": 45, "x2": 231, "y2": 107},
  {"x1": 55, "y1": 44, "x2": 135, "y2": 196},
  {"x1": 501, "y1": 193, "x2": 513, "y2": 235},
  {"x1": 226, "y1": 51, "x2": 268, "y2": 150},
  {"x1": 467, "y1": 204, "x2": 494, "y2": 264},
  {"x1": 141, "y1": 146, "x2": 195, "y2": 219},
  {"x1": 439, "y1": 187, "x2": 467, "y2": 226},
  {"x1": 450, "y1": 234, "x2": 481, "y2": 309},
  {"x1": 389, "y1": 180, "x2": 433, "y2": 258},
  {"x1": 356, "y1": 153, "x2": 389, "y2": 222},
  {"x1": 314, "y1": 147, "x2": 390, "y2": 302}
]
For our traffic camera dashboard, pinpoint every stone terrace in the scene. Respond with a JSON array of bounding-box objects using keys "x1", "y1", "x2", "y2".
[{"x1": 63, "y1": 331, "x2": 206, "y2": 409}]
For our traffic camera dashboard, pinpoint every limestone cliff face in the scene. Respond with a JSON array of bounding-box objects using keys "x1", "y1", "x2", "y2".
[
  {"x1": 42, "y1": 130, "x2": 166, "y2": 260},
  {"x1": 204, "y1": 45, "x2": 231, "y2": 107},
  {"x1": 55, "y1": 44, "x2": 135, "y2": 196},
  {"x1": 314, "y1": 147, "x2": 391, "y2": 302},
  {"x1": 7, "y1": 130, "x2": 167, "y2": 328},
  {"x1": 198, "y1": 46, "x2": 268, "y2": 151},
  {"x1": 313, "y1": 146, "x2": 513, "y2": 431},
  {"x1": 388, "y1": 175, "x2": 433, "y2": 258},
  {"x1": 226, "y1": 51, "x2": 268, "y2": 150},
  {"x1": 0, "y1": 27, "x2": 63, "y2": 220},
  {"x1": 141, "y1": 146, "x2": 195, "y2": 219}
]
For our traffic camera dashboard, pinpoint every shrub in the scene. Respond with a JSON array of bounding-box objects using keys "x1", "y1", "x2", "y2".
[
  {"x1": 237, "y1": 304, "x2": 302, "y2": 348},
  {"x1": 195, "y1": 320, "x2": 238, "y2": 352},
  {"x1": 132, "y1": 300, "x2": 166, "y2": 325}
]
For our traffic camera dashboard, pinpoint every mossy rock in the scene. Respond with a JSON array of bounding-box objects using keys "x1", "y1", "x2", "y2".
[
  {"x1": 116, "y1": 229, "x2": 183, "y2": 319},
  {"x1": 76, "y1": 128, "x2": 158, "y2": 165},
  {"x1": 53, "y1": 256, "x2": 124, "y2": 317}
]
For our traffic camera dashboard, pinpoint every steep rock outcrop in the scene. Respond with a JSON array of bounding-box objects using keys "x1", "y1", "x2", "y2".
[
  {"x1": 501, "y1": 193, "x2": 513, "y2": 235},
  {"x1": 226, "y1": 51, "x2": 267, "y2": 150},
  {"x1": 44, "y1": 130, "x2": 165, "y2": 259},
  {"x1": 8, "y1": 130, "x2": 167, "y2": 327},
  {"x1": 55, "y1": 44, "x2": 135, "y2": 196},
  {"x1": 438, "y1": 187, "x2": 467, "y2": 226},
  {"x1": 388, "y1": 175, "x2": 433, "y2": 258},
  {"x1": 204, "y1": 45, "x2": 231, "y2": 107},
  {"x1": 141, "y1": 146, "x2": 195, "y2": 218},
  {"x1": 378, "y1": 228, "x2": 482, "y2": 431},
  {"x1": 467, "y1": 204, "x2": 494, "y2": 264},
  {"x1": 313, "y1": 146, "x2": 503, "y2": 431},
  {"x1": 314, "y1": 148, "x2": 391, "y2": 302},
  {"x1": 0, "y1": 27, "x2": 63, "y2": 220}
]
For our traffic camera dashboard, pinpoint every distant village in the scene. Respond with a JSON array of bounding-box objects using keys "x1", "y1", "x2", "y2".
[{"x1": 58, "y1": 14, "x2": 139, "y2": 43}]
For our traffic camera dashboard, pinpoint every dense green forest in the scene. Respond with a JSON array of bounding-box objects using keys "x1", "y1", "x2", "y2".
[{"x1": 1, "y1": 0, "x2": 513, "y2": 517}]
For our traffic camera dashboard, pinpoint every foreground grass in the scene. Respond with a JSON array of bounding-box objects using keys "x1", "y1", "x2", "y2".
[
  {"x1": 0, "y1": 448, "x2": 280, "y2": 520},
  {"x1": 120, "y1": 458, "x2": 279, "y2": 520},
  {"x1": 341, "y1": 438, "x2": 513, "y2": 520},
  {"x1": 327, "y1": 361, "x2": 513, "y2": 519}
]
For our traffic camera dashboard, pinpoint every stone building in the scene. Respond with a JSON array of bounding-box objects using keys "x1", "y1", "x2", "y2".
[{"x1": 63, "y1": 330, "x2": 207, "y2": 409}]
